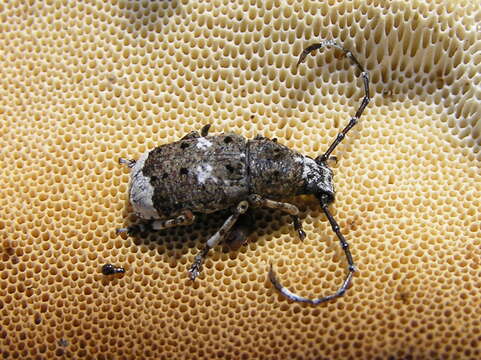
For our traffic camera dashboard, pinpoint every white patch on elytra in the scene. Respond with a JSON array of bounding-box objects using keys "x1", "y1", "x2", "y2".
[
  {"x1": 196, "y1": 163, "x2": 218, "y2": 184},
  {"x1": 196, "y1": 137, "x2": 212, "y2": 150},
  {"x1": 128, "y1": 151, "x2": 159, "y2": 220}
]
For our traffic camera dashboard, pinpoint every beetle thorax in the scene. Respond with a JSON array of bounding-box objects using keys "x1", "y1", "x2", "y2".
[
  {"x1": 246, "y1": 138, "x2": 334, "y2": 202},
  {"x1": 297, "y1": 156, "x2": 335, "y2": 202}
]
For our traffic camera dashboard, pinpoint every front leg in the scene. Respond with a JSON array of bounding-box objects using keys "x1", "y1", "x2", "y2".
[
  {"x1": 116, "y1": 210, "x2": 195, "y2": 236},
  {"x1": 189, "y1": 201, "x2": 249, "y2": 280},
  {"x1": 247, "y1": 194, "x2": 306, "y2": 240}
]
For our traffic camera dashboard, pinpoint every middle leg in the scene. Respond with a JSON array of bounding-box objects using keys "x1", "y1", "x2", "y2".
[{"x1": 247, "y1": 194, "x2": 306, "y2": 240}]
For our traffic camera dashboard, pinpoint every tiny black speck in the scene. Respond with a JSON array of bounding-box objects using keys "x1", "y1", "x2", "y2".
[
  {"x1": 223, "y1": 136, "x2": 232, "y2": 143},
  {"x1": 102, "y1": 264, "x2": 125, "y2": 276},
  {"x1": 180, "y1": 142, "x2": 189, "y2": 149},
  {"x1": 180, "y1": 168, "x2": 188, "y2": 175}
]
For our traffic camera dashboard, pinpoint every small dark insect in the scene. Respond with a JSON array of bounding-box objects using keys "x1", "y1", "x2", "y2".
[
  {"x1": 117, "y1": 40, "x2": 370, "y2": 304},
  {"x1": 58, "y1": 339, "x2": 69, "y2": 347},
  {"x1": 101, "y1": 263, "x2": 125, "y2": 276}
]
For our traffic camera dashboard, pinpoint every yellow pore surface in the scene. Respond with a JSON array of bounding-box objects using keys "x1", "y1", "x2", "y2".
[{"x1": 0, "y1": 0, "x2": 480, "y2": 359}]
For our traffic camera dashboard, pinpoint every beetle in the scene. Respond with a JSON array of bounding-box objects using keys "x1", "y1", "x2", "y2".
[{"x1": 117, "y1": 40, "x2": 370, "y2": 304}]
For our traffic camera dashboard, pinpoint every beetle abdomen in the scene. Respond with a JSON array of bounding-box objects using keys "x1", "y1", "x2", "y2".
[{"x1": 141, "y1": 133, "x2": 249, "y2": 217}]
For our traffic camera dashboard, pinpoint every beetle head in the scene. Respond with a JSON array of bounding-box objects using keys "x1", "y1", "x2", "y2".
[{"x1": 301, "y1": 156, "x2": 335, "y2": 204}]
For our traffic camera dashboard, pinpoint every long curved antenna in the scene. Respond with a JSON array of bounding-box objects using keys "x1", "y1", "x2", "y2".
[
  {"x1": 297, "y1": 40, "x2": 371, "y2": 163},
  {"x1": 268, "y1": 41, "x2": 369, "y2": 304},
  {"x1": 269, "y1": 196, "x2": 356, "y2": 304}
]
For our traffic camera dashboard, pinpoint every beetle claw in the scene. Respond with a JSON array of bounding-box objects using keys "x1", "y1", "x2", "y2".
[
  {"x1": 189, "y1": 253, "x2": 204, "y2": 280},
  {"x1": 298, "y1": 229, "x2": 306, "y2": 241},
  {"x1": 188, "y1": 264, "x2": 200, "y2": 281}
]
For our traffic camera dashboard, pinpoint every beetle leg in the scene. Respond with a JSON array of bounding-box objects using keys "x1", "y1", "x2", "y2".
[
  {"x1": 119, "y1": 158, "x2": 136, "y2": 168},
  {"x1": 189, "y1": 201, "x2": 249, "y2": 281},
  {"x1": 116, "y1": 210, "x2": 195, "y2": 236},
  {"x1": 247, "y1": 195, "x2": 306, "y2": 240}
]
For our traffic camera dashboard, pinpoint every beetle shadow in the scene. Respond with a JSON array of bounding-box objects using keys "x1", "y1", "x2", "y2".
[{"x1": 117, "y1": 198, "x2": 316, "y2": 271}]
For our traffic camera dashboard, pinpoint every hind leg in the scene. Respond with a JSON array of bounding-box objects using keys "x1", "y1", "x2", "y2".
[{"x1": 116, "y1": 210, "x2": 195, "y2": 236}]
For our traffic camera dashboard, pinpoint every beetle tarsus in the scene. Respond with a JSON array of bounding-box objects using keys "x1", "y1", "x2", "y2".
[
  {"x1": 189, "y1": 247, "x2": 210, "y2": 280},
  {"x1": 291, "y1": 215, "x2": 306, "y2": 241},
  {"x1": 188, "y1": 256, "x2": 203, "y2": 280}
]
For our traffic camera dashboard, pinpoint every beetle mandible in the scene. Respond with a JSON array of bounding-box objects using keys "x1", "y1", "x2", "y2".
[{"x1": 117, "y1": 40, "x2": 370, "y2": 304}]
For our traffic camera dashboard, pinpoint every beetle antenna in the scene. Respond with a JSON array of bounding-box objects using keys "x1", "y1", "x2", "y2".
[
  {"x1": 269, "y1": 195, "x2": 356, "y2": 304},
  {"x1": 296, "y1": 40, "x2": 371, "y2": 163}
]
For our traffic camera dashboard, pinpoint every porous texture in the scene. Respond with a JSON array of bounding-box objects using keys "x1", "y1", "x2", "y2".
[{"x1": 0, "y1": 0, "x2": 480, "y2": 359}]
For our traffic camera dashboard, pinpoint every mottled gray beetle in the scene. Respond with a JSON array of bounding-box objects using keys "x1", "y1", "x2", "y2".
[{"x1": 117, "y1": 40, "x2": 370, "y2": 304}]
